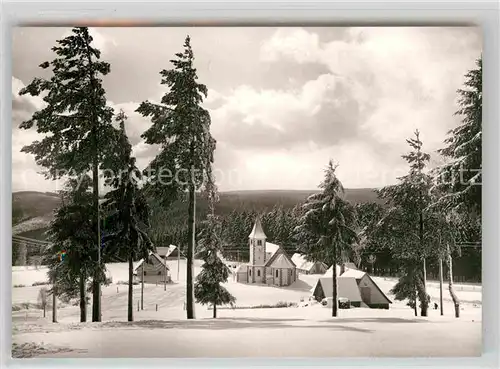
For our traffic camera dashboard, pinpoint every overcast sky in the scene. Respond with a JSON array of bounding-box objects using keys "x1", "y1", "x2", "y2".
[{"x1": 12, "y1": 26, "x2": 481, "y2": 192}]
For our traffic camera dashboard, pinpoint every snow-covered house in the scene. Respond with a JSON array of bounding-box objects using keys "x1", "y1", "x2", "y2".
[
  {"x1": 134, "y1": 252, "x2": 171, "y2": 285},
  {"x1": 236, "y1": 218, "x2": 297, "y2": 287},
  {"x1": 316, "y1": 265, "x2": 392, "y2": 309},
  {"x1": 292, "y1": 253, "x2": 328, "y2": 275},
  {"x1": 311, "y1": 277, "x2": 363, "y2": 307}
]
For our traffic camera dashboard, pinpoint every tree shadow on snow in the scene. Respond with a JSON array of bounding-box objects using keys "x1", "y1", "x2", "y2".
[
  {"x1": 99, "y1": 318, "x2": 372, "y2": 333},
  {"x1": 318, "y1": 317, "x2": 427, "y2": 324}
]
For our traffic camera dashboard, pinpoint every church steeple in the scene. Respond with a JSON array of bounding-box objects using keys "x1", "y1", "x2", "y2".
[
  {"x1": 249, "y1": 217, "x2": 267, "y2": 266},
  {"x1": 248, "y1": 217, "x2": 266, "y2": 239}
]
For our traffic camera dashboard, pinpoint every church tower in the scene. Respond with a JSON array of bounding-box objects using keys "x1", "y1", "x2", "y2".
[{"x1": 248, "y1": 217, "x2": 267, "y2": 266}]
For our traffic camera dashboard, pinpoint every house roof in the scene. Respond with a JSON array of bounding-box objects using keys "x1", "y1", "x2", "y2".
[
  {"x1": 324, "y1": 264, "x2": 364, "y2": 278},
  {"x1": 363, "y1": 274, "x2": 393, "y2": 304},
  {"x1": 270, "y1": 253, "x2": 295, "y2": 269},
  {"x1": 316, "y1": 269, "x2": 392, "y2": 304},
  {"x1": 291, "y1": 253, "x2": 326, "y2": 271},
  {"x1": 324, "y1": 264, "x2": 342, "y2": 277},
  {"x1": 311, "y1": 277, "x2": 362, "y2": 302},
  {"x1": 248, "y1": 217, "x2": 267, "y2": 239},
  {"x1": 156, "y1": 245, "x2": 184, "y2": 258},
  {"x1": 339, "y1": 268, "x2": 366, "y2": 279},
  {"x1": 134, "y1": 252, "x2": 169, "y2": 272}
]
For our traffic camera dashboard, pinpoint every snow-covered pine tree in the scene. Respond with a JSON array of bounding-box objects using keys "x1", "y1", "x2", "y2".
[
  {"x1": 434, "y1": 56, "x2": 482, "y2": 217},
  {"x1": 430, "y1": 57, "x2": 482, "y2": 318},
  {"x1": 45, "y1": 175, "x2": 97, "y2": 322},
  {"x1": 137, "y1": 35, "x2": 216, "y2": 319},
  {"x1": 102, "y1": 110, "x2": 155, "y2": 322},
  {"x1": 195, "y1": 191, "x2": 236, "y2": 318},
  {"x1": 19, "y1": 27, "x2": 119, "y2": 322},
  {"x1": 376, "y1": 130, "x2": 432, "y2": 316},
  {"x1": 354, "y1": 202, "x2": 386, "y2": 269},
  {"x1": 294, "y1": 160, "x2": 357, "y2": 317}
]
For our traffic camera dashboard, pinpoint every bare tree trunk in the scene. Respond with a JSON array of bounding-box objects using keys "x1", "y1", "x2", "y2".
[
  {"x1": 128, "y1": 254, "x2": 134, "y2": 321},
  {"x1": 83, "y1": 31, "x2": 102, "y2": 323},
  {"x1": 90, "y1": 119, "x2": 101, "y2": 322},
  {"x1": 423, "y1": 258, "x2": 427, "y2": 288},
  {"x1": 413, "y1": 294, "x2": 418, "y2": 317},
  {"x1": 52, "y1": 284, "x2": 57, "y2": 323},
  {"x1": 447, "y1": 244, "x2": 460, "y2": 318},
  {"x1": 43, "y1": 305, "x2": 46, "y2": 318},
  {"x1": 79, "y1": 270, "x2": 87, "y2": 322},
  {"x1": 419, "y1": 213, "x2": 428, "y2": 317},
  {"x1": 213, "y1": 303, "x2": 217, "y2": 318},
  {"x1": 186, "y1": 176, "x2": 196, "y2": 319},
  {"x1": 141, "y1": 263, "x2": 144, "y2": 310},
  {"x1": 439, "y1": 257, "x2": 444, "y2": 316},
  {"x1": 331, "y1": 238, "x2": 338, "y2": 317}
]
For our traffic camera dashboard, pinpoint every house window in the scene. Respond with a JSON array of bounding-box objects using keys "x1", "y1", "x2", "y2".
[
  {"x1": 257, "y1": 240, "x2": 262, "y2": 246},
  {"x1": 257, "y1": 270, "x2": 260, "y2": 277},
  {"x1": 158, "y1": 271, "x2": 162, "y2": 275},
  {"x1": 276, "y1": 270, "x2": 279, "y2": 278},
  {"x1": 144, "y1": 271, "x2": 147, "y2": 276}
]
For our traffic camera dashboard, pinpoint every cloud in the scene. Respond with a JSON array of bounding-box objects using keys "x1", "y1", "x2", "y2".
[
  {"x1": 209, "y1": 73, "x2": 366, "y2": 151},
  {"x1": 11, "y1": 27, "x2": 482, "y2": 192},
  {"x1": 260, "y1": 27, "x2": 481, "y2": 154}
]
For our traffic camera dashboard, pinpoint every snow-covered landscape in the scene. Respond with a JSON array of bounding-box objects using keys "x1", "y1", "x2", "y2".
[
  {"x1": 11, "y1": 259, "x2": 482, "y2": 358},
  {"x1": 10, "y1": 26, "x2": 483, "y2": 360}
]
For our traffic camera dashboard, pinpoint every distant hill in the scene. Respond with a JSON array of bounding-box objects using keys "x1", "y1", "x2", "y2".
[{"x1": 12, "y1": 188, "x2": 383, "y2": 241}]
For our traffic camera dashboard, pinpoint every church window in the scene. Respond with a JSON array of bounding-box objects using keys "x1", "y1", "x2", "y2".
[
  {"x1": 276, "y1": 270, "x2": 279, "y2": 277},
  {"x1": 257, "y1": 240, "x2": 262, "y2": 246},
  {"x1": 249, "y1": 269, "x2": 252, "y2": 276},
  {"x1": 257, "y1": 270, "x2": 260, "y2": 277}
]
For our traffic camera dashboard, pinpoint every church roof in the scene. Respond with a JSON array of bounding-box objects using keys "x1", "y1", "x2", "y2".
[
  {"x1": 270, "y1": 253, "x2": 295, "y2": 269},
  {"x1": 248, "y1": 217, "x2": 267, "y2": 239},
  {"x1": 265, "y1": 242, "x2": 280, "y2": 256}
]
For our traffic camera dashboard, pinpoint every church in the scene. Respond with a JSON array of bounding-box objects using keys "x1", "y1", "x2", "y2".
[{"x1": 235, "y1": 218, "x2": 297, "y2": 287}]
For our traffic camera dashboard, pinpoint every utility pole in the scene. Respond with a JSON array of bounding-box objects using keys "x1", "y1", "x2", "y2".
[
  {"x1": 164, "y1": 255, "x2": 167, "y2": 291},
  {"x1": 177, "y1": 246, "x2": 180, "y2": 281}
]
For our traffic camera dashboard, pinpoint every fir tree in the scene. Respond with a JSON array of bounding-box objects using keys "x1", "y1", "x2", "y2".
[
  {"x1": 434, "y1": 56, "x2": 482, "y2": 217},
  {"x1": 194, "y1": 192, "x2": 236, "y2": 318},
  {"x1": 102, "y1": 111, "x2": 154, "y2": 322},
  {"x1": 18, "y1": 27, "x2": 118, "y2": 322},
  {"x1": 45, "y1": 175, "x2": 97, "y2": 322},
  {"x1": 376, "y1": 130, "x2": 432, "y2": 316},
  {"x1": 137, "y1": 36, "x2": 216, "y2": 319},
  {"x1": 294, "y1": 160, "x2": 357, "y2": 317}
]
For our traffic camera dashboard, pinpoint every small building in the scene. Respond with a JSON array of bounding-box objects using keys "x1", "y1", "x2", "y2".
[
  {"x1": 314, "y1": 265, "x2": 392, "y2": 309},
  {"x1": 134, "y1": 252, "x2": 171, "y2": 285},
  {"x1": 156, "y1": 245, "x2": 185, "y2": 260},
  {"x1": 292, "y1": 253, "x2": 328, "y2": 275},
  {"x1": 311, "y1": 277, "x2": 363, "y2": 307},
  {"x1": 235, "y1": 217, "x2": 297, "y2": 287}
]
